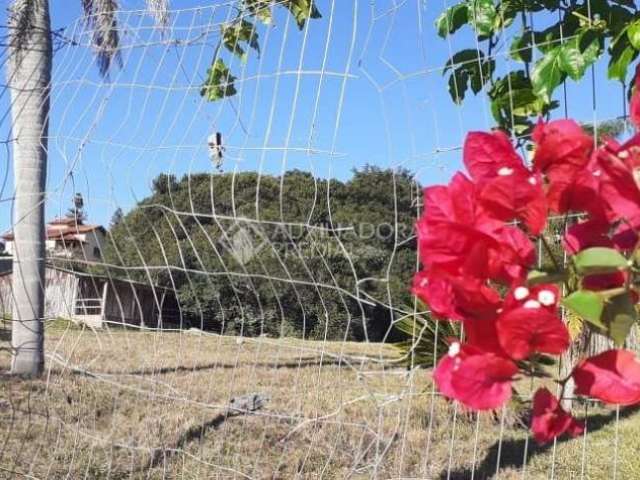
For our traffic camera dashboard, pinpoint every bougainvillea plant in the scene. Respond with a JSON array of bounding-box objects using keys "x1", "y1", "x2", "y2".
[{"x1": 413, "y1": 68, "x2": 640, "y2": 445}]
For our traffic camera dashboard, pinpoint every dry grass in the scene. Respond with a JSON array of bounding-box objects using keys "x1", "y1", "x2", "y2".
[{"x1": 1, "y1": 320, "x2": 640, "y2": 479}]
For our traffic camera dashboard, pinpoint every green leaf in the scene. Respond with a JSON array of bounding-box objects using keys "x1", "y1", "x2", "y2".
[
  {"x1": 527, "y1": 269, "x2": 567, "y2": 285},
  {"x1": 628, "y1": 20, "x2": 640, "y2": 50},
  {"x1": 468, "y1": 0, "x2": 497, "y2": 37},
  {"x1": 255, "y1": 8, "x2": 272, "y2": 24},
  {"x1": 500, "y1": 0, "x2": 545, "y2": 16},
  {"x1": 531, "y1": 47, "x2": 565, "y2": 103},
  {"x1": 435, "y1": 3, "x2": 469, "y2": 38},
  {"x1": 563, "y1": 290, "x2": 605, "y2": 328},
  {"x1": 243, "y1": 0, "x2": 273, "y2": 24},
  {"x1": 472, "y1": 60, "x2": 494, "y2": 93},
  {"x1": 493, "y1": 9, "x2": 514, "y2": 32},
  {"x1": 285, "y1": 0, "x2": 322, "y2": 30},
  {"x1": 558, "y1": 40, "x2": 587, "y2": 80},
  {"x1": 222, "y1": 19, "x2": 260, "y2": 59},
  {"x1": 608, "y1": 4, "x2": 636, "y2": 33},
  {"x1": 579, "y1": 29, "x2": 603, "y2": 65},
  {"x1": 510, "y1": 29, "x2": 533, "y2": 63},
  {"x1": 444, "y1": 49, "x2": 484, "y2": 72},
  {"x1": 444, "y1": 50, "x2": 493, "y2": 102},
  {"x1": 573, "y1": 247, "x2": 629, "y2": 275},
  {"x1": 608, "y1": 35, "x2": 638, "y2": 82},
  {"x1": 392, "y1": 312, "x2": 461, "y2": 368},
  {"x1": 448, "y1": 69, "x2": 469, "y2": 103},
  {"x1": 602, "y1": 293, "x2": 637, "y2": 346},
  {"x1": 557, "y1": 30, "x2": 603, "y2": 81},
  {"x1": 200, "y1": 59, "x2": 237, "y2": 101},
  {"x1": 534, "y1": 18, "x2": 581, "y2": 54},
  {"x1": 488, "y1": 70, "x2": 551, "y2": 133}
]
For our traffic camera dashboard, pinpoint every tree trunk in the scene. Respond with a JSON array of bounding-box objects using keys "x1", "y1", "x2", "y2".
[{"x1": 8, "y1": 0, "x2": 52, "y2": 376}]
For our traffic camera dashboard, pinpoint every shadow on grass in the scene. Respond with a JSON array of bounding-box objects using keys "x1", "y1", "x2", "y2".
[
  {"x1": 439, "y1": 405, "x2": 640, "y2": 480},
  {"x1": 145, "y1": 410, "x2": 230, "y2": 470},
  {"x1": 112, "y1": 356, "x2": 367, "y2": 376},
  {"x1": 142, "y1": 394, "x2": 267, "y2": 471}
]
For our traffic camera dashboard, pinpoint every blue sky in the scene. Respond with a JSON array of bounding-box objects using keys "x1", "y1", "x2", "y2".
[{"x1": 0, "y1": 0, "x2": 631, "y2": 231}]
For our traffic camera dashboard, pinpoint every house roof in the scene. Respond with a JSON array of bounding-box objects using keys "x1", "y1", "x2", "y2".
[{"x1": 1, "y1": 217, "x2": 106, "y2": 241}]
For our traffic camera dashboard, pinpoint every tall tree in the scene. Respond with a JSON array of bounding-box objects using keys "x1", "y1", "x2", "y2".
[
  {"x1": 7, "y1": 0, "x2": 167, "y2": 376},
  {"x1": 6, "y1": 0, "x2": 319, "y2": 375},
  {"x1": 8, "y1": 0, "x2": 52, "y2": 375}
]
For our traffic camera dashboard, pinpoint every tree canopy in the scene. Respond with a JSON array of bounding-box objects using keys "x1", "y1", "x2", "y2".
[{"x1": 101, "y1": 167, "x2": 419, "y2": 341}]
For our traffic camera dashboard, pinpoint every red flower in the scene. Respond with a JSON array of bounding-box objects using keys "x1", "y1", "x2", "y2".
[
  {"x1": 545, "y1": 163, "x2": 606, "y2": 217},
  {"x1": 417, "y1": 173, "x2": 535, "y2": 283},
  {"x1": 564, "y1": 218, "x2": 633, "y2": 291},
  {"x1": 531, "y1": 388, "x2": 584, "y2": 444},
  {"x1": 422, "y1": 185, "x2": 460, "y2": 224},
  {"x1": 595, "y1": 147, "x2": 640, "y2": 226},
  {"x1": 464, "y1": 131, "x2": 547, "y2": 234},
  {"x1": 496, "y1": 307, "x2": 569, "y2": 360},
  {"x1": 582, "y1": 271, "x2": 627, "y2": 291},
  {"x1": 433, "y1": 342, "x2": 518, "y2": 410},
  {"x1": 488, "y1": 225, "x2": 536, "y2": 282},
  {"x1": 564, "y1": 218, "x2": 638, "y2": 256},
  {"x1": 573, "y1": 349, "x2": 640, "y2": 405},
  {"x1": 421, "y1": 173, "x2": 490, "y2": 229},
  {"x1": 463, "y1": 130, "x2": 524, "y2": 180},
  {"x1": 412, "y1": 271, "x2": 500, "y2": 321},
  {"x1": 496, "y1": 284, "x2": 569, "y2": 360},
  {"x1": 417, "y1": 220, "x2": 498, "y2": 279},
  {"x1": 532, "y1": 119, "x2": 598, "y2": 216},
  {"x1": 477, "y1": 172, "x2": 547, "y2": 234},
  {"x1": 463, "y1": 316, "x2": 506, "y2": 356},
  {"x1": 532, "y1": 119, "x2": 593, "y2": 173},
  {"x1": 612, "y1": 223, "x2": 639, "y2": 251},
  {"x1": 563, "y1": 219, "x2": 612, "y2": 255}
]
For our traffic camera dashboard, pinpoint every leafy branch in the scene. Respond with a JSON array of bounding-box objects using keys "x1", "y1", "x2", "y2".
[
  {"x1": 201, "y1": 0, "x2": 321, "y2": 102},
  {"x1": 436, "y1": 0, "x2": 640, "y2": 136}
]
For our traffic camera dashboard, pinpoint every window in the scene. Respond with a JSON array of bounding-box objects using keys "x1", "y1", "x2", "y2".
[{"x1": 93, "y1": 247, "x2": 101, "y2": 259}]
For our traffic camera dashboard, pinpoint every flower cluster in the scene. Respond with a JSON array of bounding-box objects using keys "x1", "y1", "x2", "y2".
[{"x1": 413, "y1": 77, "x2": 640, "y2": 444}]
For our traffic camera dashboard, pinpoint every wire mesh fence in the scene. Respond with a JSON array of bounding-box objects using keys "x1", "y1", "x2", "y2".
[{"x1": 0, "y1": 1, "x2": 638, "y2": 478}]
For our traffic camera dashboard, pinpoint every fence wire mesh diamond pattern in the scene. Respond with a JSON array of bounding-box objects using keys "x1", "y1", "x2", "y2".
[{"x1": 0, "y1": 1, "x2": 638, "y2": 478}]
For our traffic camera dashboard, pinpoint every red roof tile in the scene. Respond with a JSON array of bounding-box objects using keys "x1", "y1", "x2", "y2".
[{"x1": 1, "y1": 219, "x2": 105, "y2": 241}]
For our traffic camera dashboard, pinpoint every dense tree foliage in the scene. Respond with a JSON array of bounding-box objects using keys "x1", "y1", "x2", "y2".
[{"x1": 101, "y1": 167, "x2": 419, "y2": 341}]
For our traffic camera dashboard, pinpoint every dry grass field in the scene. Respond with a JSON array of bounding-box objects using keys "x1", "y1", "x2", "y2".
[{"x1": 1, "y1": 319, "x2": 640, "y2": 479}]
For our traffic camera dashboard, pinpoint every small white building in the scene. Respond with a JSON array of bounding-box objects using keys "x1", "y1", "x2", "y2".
[
  {"x1": 0, "y1": 217, "x2": 180, "y2": 328},
  {"x1": 2, "y1": 217, "x2": 106, "y2": 263},
  {"x1": 0, "y1": 265, "x2": 180, "y2": 329}
]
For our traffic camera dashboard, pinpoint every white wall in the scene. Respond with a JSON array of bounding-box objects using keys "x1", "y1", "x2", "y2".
[
  {"x1": 78, "y1": 229, "x2": 106, "y2": 262},
  {"x1": 4, "y1": 229, "x2": 106, "y2": 263}
]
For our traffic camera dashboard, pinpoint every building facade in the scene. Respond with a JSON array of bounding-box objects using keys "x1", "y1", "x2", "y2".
[
  {"x1": 2, "y1": 217, "x2": 106, "y2": 263},
  {"x1": 0, "y1": 217, "x2": 180, "y2": 328}
]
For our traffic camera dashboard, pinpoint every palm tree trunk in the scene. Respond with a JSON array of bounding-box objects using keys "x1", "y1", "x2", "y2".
[{"x1": 8, "y1": 0, "x2": 52, "y2": 376}]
